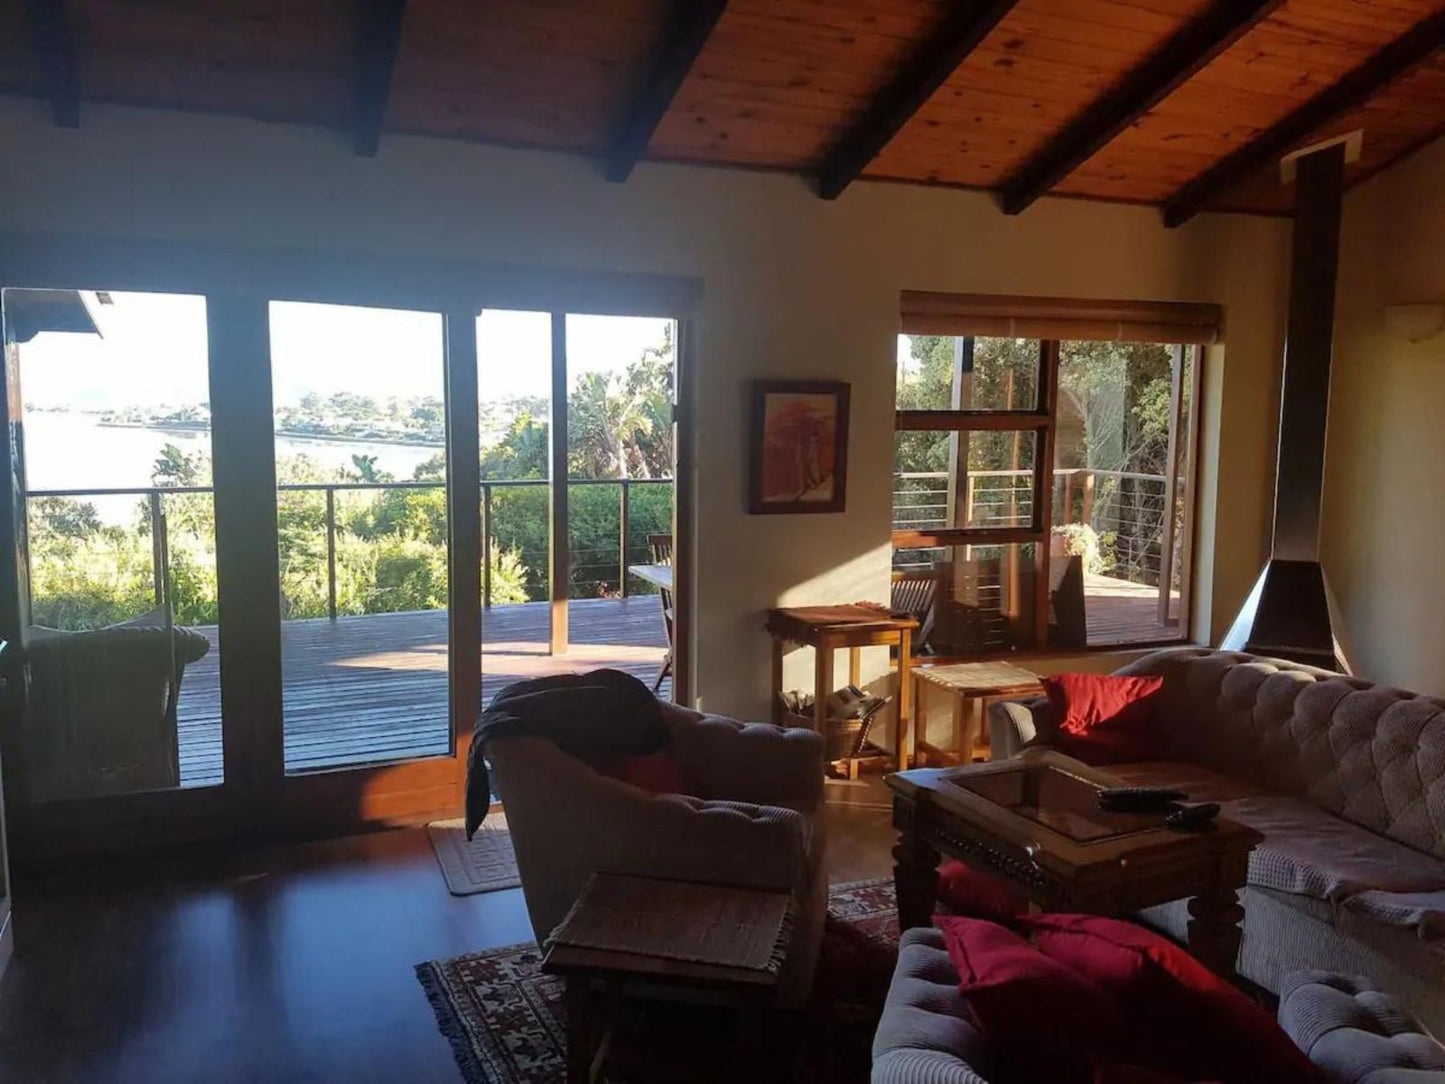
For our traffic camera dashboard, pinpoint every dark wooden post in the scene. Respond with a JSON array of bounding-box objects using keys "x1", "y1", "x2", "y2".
[
  {"x1": 325, "y1": 487, "x2": 337, "y2": 620},
  {"x1": 444, "y1": 309, "x2": 481, "y2": 756},
  {"x1": 207, "y1": 292, "x2": 284, "y2": 791},
  {"x1": 481, "y1": 483, "x2": 492, "y2": 609},
  {"x1": 549, "y1": 313, "x2": 569, "y2": 655},
  {"x1": 618, "y1": 480, "x2": 630, "y2": 598}
]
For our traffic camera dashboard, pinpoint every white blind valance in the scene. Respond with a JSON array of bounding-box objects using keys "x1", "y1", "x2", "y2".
[{"x1": 900, "y1": 291, "x2": 1222, "y2": 345}]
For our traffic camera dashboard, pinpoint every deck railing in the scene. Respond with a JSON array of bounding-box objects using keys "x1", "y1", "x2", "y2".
[
  {"x1": 24, "y1": 476, "x2": 673, "y2": 625},
  {"x1": 892, "y1": 467, "x2": 1176, "y2": 588}
]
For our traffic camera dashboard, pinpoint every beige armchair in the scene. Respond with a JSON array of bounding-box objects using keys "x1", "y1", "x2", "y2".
[{"x1": 487, "y1": 701, "x2": 828, "y2": 1007}]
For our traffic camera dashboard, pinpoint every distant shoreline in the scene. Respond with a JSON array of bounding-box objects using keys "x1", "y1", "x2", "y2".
[{"x1": 95, "y1": 419, "x2": 445, "y2": 450}]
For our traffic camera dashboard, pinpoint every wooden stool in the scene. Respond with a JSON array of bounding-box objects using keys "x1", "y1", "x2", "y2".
[
  {"x1": 911, "y1": 661, "x2": 1044, "y2": 766},
  {"x1": 765, "y1": 604, "x2": 918, "y2": 777}
]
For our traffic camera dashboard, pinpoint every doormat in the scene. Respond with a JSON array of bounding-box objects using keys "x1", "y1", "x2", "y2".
[{"x1": 427, "y1": 813, "x2": 521, "y2": 896}]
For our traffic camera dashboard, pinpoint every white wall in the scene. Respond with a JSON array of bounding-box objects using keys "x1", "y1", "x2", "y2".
[
  {"x1": 1325, "y1": 136, "x2": 1445, "y2": 696},
  {"x1": 0, "y1": 99, "x2": 1293, "y2": 719}
]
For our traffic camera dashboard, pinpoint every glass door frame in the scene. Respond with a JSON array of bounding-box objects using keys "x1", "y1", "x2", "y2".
[{"x1": 0, "y1": 235, "x2": 696, "y2": 863}]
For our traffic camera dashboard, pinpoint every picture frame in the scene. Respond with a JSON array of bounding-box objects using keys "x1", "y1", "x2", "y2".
[{"x1": 748, "y1": 380, "x2": 850, "y2": 515}]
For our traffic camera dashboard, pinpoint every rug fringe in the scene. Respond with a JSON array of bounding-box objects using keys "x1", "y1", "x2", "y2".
[{"x1": 414, "y1": 961, "x2": 494, "y2": 1084}]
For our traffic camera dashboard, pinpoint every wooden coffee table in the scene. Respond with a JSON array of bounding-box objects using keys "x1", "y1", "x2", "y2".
[
  {"x1": 541, "y1": 873, "x2": 793, "y2": 1083},
  {"x1": 886, "y1": 749, "x2": 1264, "y2": 977}
]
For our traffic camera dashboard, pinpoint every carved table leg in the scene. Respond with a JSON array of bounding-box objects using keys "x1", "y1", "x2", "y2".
[
  {"x1": 893, "y1": 816, "x2": 941, "y2": 932},
  {"x1": 564, "y1": 978, "x2": 596, "y2": 1084},
  {"x1": 1187, "y1": 848, "x2": 1250, "y2": 978}
]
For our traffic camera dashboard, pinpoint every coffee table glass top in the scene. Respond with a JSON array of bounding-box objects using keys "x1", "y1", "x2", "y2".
[{"x1": 948, "y1": 762, "x2": 1166, "y2": 843}]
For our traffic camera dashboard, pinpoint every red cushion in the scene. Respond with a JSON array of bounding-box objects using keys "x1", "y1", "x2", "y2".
[
  {"x1": 590, "y1": 751, "x2": 686, "y2": 795},
  {"x1": 1043, "y1": 672, "x2": 1170, "y2": 765},
  {"x1": 1016, "y1": 913, "x2": 1327, "y2": 1084},
  {"x1": 935, "y1": 914, "x2": 1125, "y2": 1084},
  {"x1": 937, "y1": 860, "x2": 1029, "y2": 918}
]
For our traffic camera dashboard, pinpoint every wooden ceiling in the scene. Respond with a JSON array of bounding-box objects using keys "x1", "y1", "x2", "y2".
[{"x1": 2, "y1": 0, "x2": 1443, "y2": 223}]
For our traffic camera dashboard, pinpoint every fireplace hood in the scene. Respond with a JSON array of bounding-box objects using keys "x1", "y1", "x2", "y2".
[{"x1": 1220, "y1": 142, "x2": 1351, "y2": 673}]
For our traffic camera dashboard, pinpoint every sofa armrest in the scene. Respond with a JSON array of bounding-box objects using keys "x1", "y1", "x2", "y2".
[
  {"x1": 663, "y1": 706, "x2": 824, "y2": 808},
  {"x1": 1278, "y1": 971, "x2": 1445, "y2": 1084},
  {"x1": 989, "y1": 697, "x2": 1054, "y2": 759},
  {"x1": 872, "y1": 928, "x2": 993, "y2": 1084}
]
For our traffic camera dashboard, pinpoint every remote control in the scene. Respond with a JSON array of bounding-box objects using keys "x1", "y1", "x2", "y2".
[
  {"x1": 1096, "y1": 786, "x2": 1190, "y2": 812},
  {"x1": 1165, "y1": 802, "x2": 1221, "y2": 829}
]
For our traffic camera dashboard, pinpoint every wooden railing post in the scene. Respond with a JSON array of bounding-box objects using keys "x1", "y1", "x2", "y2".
[
  {"x1": 325, "y1": 487, "x2": 337, "y2": 620},
  {"x1": 1081, "y1": 470, "x2": 1096, "y2": 526},
  {"x1": 1062, "y1": 470, "x2": 1076, "y2": 526},
  {"x1": 481, "y1": 482, "x2": 493, "y2": 609},
  {"x1": 619, "y1": 479, "x2": 630, "y2": 599},
  {"x1": 148, "y1": 490, "x2": 169, "y2": 608}
]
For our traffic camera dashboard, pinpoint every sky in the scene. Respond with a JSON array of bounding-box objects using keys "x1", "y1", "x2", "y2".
[{"x1": 13, "y1": 291, "x2": 673, "y2": 410}]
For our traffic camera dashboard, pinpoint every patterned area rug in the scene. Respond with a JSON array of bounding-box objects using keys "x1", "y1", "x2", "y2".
[
  {"x1": 427, "y1": 814, "x2": 521, "y2": 896},
  {"x1": 415, "y1": 877, "x2": 898, "y2": 1083}
]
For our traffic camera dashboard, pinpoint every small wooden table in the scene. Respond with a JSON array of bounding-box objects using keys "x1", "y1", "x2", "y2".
[
  {"x1": 628, "y1": 563, "x2": 675, "y2": 691},
  {"x1": 886, "y1": 749, "x2": 1264, "y2": 977},
  {"x1": 912, "y1": 661, "x2": 1044, "y2": 766},
  {"x1": 765, "y1": 604, "x2": 918, "y2": 777},
  {"x1": 627, "y1": 563, "x2": 673, "y2": 593},
  {"x1": 541, "y1": 873, "x2": 792, "y2": 1083}
]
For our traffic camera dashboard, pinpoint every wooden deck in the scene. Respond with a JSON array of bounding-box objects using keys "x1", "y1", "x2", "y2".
[
  {"x1": 176, "y1": 596, "x2": 670, "y2": 787},
  {"x1": 1084, "y1": 572, "x2": 1183, "y2": 646},
  {"x1": 172, "y1": 576, "x2": 1172, "y2": 787}
]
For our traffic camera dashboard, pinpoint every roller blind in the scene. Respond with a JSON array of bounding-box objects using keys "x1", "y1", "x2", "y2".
[{"x1": 900, "y1": 291, "x2": 1222, "y2": 345}]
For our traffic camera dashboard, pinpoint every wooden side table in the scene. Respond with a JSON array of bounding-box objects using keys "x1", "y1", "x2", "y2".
[
  {"x1": 541, "y1": 873, "x2": 792, "y2": 1083},
  {"x1": 912, "y1": 661, "x2": 1044, "y2": 767},
  {"x1": 765, "y1": 604, "x2": 918, "y2": 776}
]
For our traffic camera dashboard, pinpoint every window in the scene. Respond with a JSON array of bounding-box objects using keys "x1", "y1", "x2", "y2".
[{"x1": 893, "y1": 293, "x2": 1212, "y2": 654}]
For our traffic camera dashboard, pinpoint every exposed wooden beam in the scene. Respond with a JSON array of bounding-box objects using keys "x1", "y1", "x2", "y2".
[
  {"x1": 354, "y1": 0, "x2": 407, "y2": 158},
  {"x1": 605, "y1": 0, "x2": 728, "y2": 183},
  {"x1": 1163, "y1": 9, "x2": 1445, "y2": 227},
  {"x1": 816, "y1": 0, "x2": 1019, "y2": 200},
  {"x1": 999, "y1": 0, "x2": 1282, "y2": 215},
  {"x1": 27, "y1": 0, "x2": 79, "y2": 129}
]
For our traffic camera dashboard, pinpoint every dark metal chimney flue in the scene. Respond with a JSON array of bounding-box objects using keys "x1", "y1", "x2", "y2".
[{"x1": 1221, "y1": 142, "x2": 1352, "y2": 672}]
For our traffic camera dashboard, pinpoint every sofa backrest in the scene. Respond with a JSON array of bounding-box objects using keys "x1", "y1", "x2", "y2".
[{"x1": 1117, "y1": 648, "x2": 1445, "y2": 860}]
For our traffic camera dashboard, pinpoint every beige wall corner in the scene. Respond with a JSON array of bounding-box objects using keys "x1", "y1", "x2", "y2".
[{"x1": 1324, "y1": 135, "x2": 1445, "y2": 696}]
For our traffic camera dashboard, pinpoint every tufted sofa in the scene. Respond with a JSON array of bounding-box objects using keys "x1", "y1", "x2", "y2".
[
  {"x1": 486, "y1": 700, "x2": 827, "y2": 1008},
  {"x1": 992, "y1": 648, "x2": 1445, "y2": 1033},
  {"x1": 872, "y1": 933, "x2": 1445, "y2": 1083}
]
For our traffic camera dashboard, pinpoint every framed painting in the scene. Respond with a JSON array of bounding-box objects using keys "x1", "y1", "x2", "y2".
[{"x1": 748, "y1": 380, "x2": 850, "y2": 514}]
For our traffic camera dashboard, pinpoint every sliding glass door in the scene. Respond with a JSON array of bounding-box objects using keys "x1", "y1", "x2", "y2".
[
  {"x1": 268, "y1": 301, "x2": 452, "y2": 774},
  {"x1": 475, "y1": 311, "x2": 677, "y2": 702},
  {"x1": 0, "y1": 256, "x2": 690, "y2": 859},
  {"x1": 2, "y1": 288, "x2": 225, "y2": 801}
]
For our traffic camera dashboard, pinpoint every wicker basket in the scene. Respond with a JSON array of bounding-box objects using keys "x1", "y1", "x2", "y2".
[{"x1": 781, "y1": 708, "x2": 870, "y2": 760}]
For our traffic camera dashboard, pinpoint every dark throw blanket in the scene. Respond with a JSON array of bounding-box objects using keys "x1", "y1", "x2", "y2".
[{"x1": 464, "y1": 669, "x2": 665, "y2": 837}]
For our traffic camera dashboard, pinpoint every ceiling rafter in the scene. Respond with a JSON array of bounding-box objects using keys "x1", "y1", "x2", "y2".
[
  {"x1": 26, "y1": 0, "x2": 79, "y2": 129},
  {"x1": 354, "y1": 0, "x2": 408, "y2": 158},
  {"x1": 604, "y1": 0, "x2": 729, "y2": 184},
  {"x1": 1163, "y1": 7, "x2": 1445, "y2": 227},
  {"x1": 815, "y1": 0, "x2": 1020, "y2": 201},
  {"x1": 998, "y1": 0, "x2": 1283, "y2": 216}
]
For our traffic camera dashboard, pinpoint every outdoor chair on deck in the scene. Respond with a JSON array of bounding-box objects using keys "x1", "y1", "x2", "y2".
[
  {"x1": 23, "y1": 606, "x2": 210, "y2": 800},
  {"x1": 890, "y1": 567, "x2": 940, "y2": 653},
  {"x1": 646, "y1": 533, "x2": 674, "y2": 692}
]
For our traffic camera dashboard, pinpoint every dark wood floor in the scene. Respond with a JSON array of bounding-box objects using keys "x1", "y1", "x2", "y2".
[
  {"x1": 178, "y1": 597, "x2": 671, "y2": 786},
  {"x1": 0, "y1": 794, "x2": 894, "y2": 1084}
]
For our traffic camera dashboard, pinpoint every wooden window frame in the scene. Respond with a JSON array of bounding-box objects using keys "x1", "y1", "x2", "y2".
[{"x1": 892, "y1": 335, "x2": 1203, "y2": 652}]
